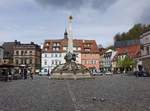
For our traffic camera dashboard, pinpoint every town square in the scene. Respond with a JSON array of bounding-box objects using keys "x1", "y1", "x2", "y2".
[
  {"x1": 0, "y1": 75, "x2": 150, "y2": 111},
  {"x1": 0, "y1": 0, "x2": 150, "y2": 111}
]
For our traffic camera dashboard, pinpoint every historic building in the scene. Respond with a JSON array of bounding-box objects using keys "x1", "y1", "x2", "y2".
[
  {"x1": 81, "y1": 40, "x2": 100, "y2": 71},
  {"x1": 115, "y1": 40, "x2": 141, "y2": 59},
  {"x1": 0, "y1": 46, "x2": 4, "y2": 64},
  {"x1": 139, "y1": 31, "x2": 150, "y2": 74},
  {"x1": 99, "y1": 48, "x2": 106, "y2": 72},
  {"x1": 100, "y1": 49, "x2": 117, "y2": 72},
  {"x1": 2, "y1": 40, "x2": 20, "y2": 64},
  {"x1": 13, "y1": 42, "x2": 41, "y2": 74},
  {"x1": 114, "y1": 39, "x2": 141, "y2": 72},
  {"x1": 41, "y1": 32, "x2": 100, "y2": 75}
]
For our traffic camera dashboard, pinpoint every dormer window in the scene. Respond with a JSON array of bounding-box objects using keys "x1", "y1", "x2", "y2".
[
  {"x1": 53, "y1": 42, "x2": 60, "y2": 47},
  {"x1": 46, "y1": 43, "x2": 49, "y2": 46},
  {"x1": 78, "y1": 47, "x2": 81, "y2": 51},
  {"x1": 53, "y1": 43, "x2": 57, "y2": 46},
  {"x1": 45, "y1": 48, "x2": 48, "y2": 51},
  {"x1": 84, "y1": 48, "x2": 91, "y2": 52},
  {"x1": 63, "y1": 47, "x2": 67, "y2": 51}
]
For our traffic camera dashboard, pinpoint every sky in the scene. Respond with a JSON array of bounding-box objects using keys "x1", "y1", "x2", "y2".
[{"x1": 0, "y1": 0, "x2": 150, "y2": 47}]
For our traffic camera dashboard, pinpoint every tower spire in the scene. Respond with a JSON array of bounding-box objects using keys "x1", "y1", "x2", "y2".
[{"x1": 64, "y1": 28, "x2": 68, "y2": 39}]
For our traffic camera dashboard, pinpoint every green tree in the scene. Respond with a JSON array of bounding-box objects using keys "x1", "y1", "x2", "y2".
[
  {"x1": 114, "y1": 24, "x2": 150, "y2": 42},
  {"x1": 117, "y1": 56, "x2": 136, "y2": 72}
]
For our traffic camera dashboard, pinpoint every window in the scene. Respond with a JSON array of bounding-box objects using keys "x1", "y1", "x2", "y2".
[
  {"x1": 21, "y1": 51, "x2": 24, "y2": 55},
  {"x1": 55, "y1": 53, "x2": 57, "y2": 57},
  {"x1": 21, "y1": 59, "x2": 23, "y2": 64},
  {"x1": 55, "y1": 61, "x2": 58, "y2": 65},
  {"x1": 45, "y1": 48, "x2": 48, "y2": 51},
  {"x1": 56, "y1": 47, "x2": 59, "y2": 51},
  {"x1": 59, "y1": 53, "x2": 61, "y2": 57},
  {"x1": 25, "y1": 51, "x2": 27, "y2": 55},
  {"x1": 82, "y1": 60, "x2": 85, "y2": 64},
  {"x1": 46, "y1": 43, "x2": 49, "y2": 46},
  {"x1": 52, "y1": 60, "x2": 54, "y2": 65},
  {"x1": 73, "y1": 47, "x2": 76, "y2": 51},
  {"x1": 78, "y1": 47, "x2": 81, "y2": 51},
  {"x1": 24, "y1": 59, "x2": 27, "y2": 64},
  {"x1": 63, "y1": 47, "x2": 67, "y2": 51},
  {"x1": 44, "y1": 69, "x2": 47, "y2": 72},
  {"x1": 29, "y1": 59, "x2": 32, "y2": 64},
  {"x1": 84, "y1": 48, "x2": 91, "y2": 52},
  {"x1": 53, "y1": 48, "x2": 55, "y2": 51},
  {"x1": 92, "y1": 60, "x2": 96, "y2": 64},
  {"x1": 53, "y1": 43, "x2": 57, "y2": 46},
  {"x1": 84, "y1": 60, "x2": 87, "y2": 64},
  {"x1": 16, "y1": 51, "x2": 19, "y2": 55},
  {"x1": 45, "y1": 54, "x2": 47, "y2": 57},
  {"x1": 53, "y1": 47, "x2": 60, "y2": 51},
  {"x1": 15, "y1": 59, "x2": 18, "y2": 65},
  {"x1": 146, "y1": 46, "x2": 149, "y2": 55},
  {"x1": 44, "y1": 60, "x2": 47, "y2": 65},
  {"x1": 56, "y1": 43, "x2": 60, "y2": 46}
]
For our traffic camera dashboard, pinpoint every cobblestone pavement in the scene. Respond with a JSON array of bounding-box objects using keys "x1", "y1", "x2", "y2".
[{"x1": 0, "y1": 75, "x2": 150, "y2": 111}]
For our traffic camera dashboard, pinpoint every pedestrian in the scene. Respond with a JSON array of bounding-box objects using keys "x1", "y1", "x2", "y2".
[
  {"x1": 30, "y1": 72, "x2": 33, "y2": 79},
  {"x1": 8, "y1": 69, "x2": 12, "y2": 81},
  {"x1": 24, "y1": 69, "x2": 27, "y2": 79},
  {"x1": 48, "y1": 70, "x2": 51, "y2": 79},
  {"x1": 2, "y1": 69, "x2": 8, "y2": 82}
]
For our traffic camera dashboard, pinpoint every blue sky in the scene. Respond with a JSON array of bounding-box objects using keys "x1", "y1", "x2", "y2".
[{"x1": 0, "y1": 0, "x2": 150, "y2": 47}]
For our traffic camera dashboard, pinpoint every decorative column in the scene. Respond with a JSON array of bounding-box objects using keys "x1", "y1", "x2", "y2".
[{"x1": 67, "y1": 16, "x2": 73, "y2": 53}]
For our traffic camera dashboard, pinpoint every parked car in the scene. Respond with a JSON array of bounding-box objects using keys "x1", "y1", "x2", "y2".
[
  {"x1": 105, "y1": 71, "x2": 113, "y2": 75},
  {"x1": 135, "y1": 71, "x2": 149, "y2": 77},
  {"x1": 92, "y1": 72, "x2": 103, "y2": 76}
]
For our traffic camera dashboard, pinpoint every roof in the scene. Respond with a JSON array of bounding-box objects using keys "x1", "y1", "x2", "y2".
[
  {"x1": 116, "y1": 45, "x2": 141, "y2": 58},
  {"x1": 42, "y1": 38, "x2": 99, "y2": 53}
]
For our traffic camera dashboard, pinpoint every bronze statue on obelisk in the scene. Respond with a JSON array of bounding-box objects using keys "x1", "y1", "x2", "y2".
[
  {"x1": 51, "y1": 16, "x2": 91, "y2": 79},
  {"x1": 64, "y1": 16, "x2": 76, "y2": 63}
]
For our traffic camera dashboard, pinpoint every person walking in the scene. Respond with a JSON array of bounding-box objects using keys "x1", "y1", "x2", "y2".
[{"x1": 30, "y1": 72, "x2": 33, "y2": 80}]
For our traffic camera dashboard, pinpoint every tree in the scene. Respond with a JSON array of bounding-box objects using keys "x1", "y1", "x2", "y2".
[
  {"x1": 114, "y1": 24, "x2": 150, "y2": 42},
  {"x1": 117, "y1": 56, "x2": 136, "y2": 72}
]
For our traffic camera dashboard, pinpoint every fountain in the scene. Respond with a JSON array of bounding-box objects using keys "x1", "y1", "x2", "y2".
[{"x1": 51, "y1": 16, "x2": 91, "y2": 79}]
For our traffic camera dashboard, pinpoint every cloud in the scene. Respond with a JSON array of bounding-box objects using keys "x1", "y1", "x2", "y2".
[
  {"x1": 138, "y1": 3, "x2": 150, "y2": 24},
  {"x1": 35, "y1": 0, "x2": 118, "y2": 11}
]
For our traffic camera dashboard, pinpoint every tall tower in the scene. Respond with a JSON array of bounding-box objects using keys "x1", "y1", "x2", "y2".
[{"x1": 67, "y1": 16, "x2": 73, "y2": 53}]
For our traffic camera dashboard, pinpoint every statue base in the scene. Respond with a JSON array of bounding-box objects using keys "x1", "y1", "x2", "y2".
[
  {"x1": 51, "y1": 73, "x2": 91, "y2": 80},
  {"x1": 51, "y1": 62, "x2": 91, "y2": 80}
]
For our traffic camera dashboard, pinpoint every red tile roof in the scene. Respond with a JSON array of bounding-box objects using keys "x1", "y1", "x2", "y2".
[
  {"x1": 42, "y1": 38, "x2": 99, "y2": 53},
  {"x1": 116, "y1": 45, "x2": 141, "y2": 58}
]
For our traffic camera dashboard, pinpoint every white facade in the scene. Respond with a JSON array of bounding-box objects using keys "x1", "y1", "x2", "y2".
[
  {"x1": 41, "y1": 53, "x2": 63, "y2": 75},
  {"x1": 101, "y1": 49, "x2": 117, "y2": 72},
  {"x1": 41, "y1": 48, "x2": 81, "y2": 75}
]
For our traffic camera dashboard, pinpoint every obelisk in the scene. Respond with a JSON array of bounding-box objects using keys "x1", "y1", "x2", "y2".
[
  {"x1": 67, "y1": 16, "x2": 73, "y2": 53},
  {"x1": 51, "y1": 16, "x2": 91, "y2": 79}
]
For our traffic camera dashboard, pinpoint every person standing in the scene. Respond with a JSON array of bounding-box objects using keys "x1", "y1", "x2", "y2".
[
  {"x1": 30, "y1": 72, "x2": 33, "y2": 79},
  {"x1": 24, "y1": 69, "x2": 27, "y2": 79}
]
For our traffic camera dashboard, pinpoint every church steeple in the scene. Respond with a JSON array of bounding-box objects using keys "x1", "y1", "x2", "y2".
[{"x1": 64, "y1": 29, "x2": 68, "y2": 39}]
